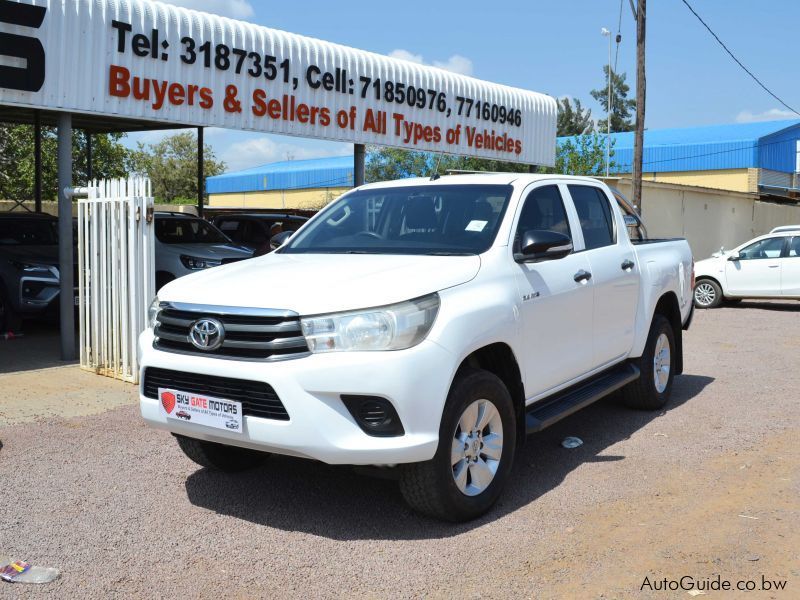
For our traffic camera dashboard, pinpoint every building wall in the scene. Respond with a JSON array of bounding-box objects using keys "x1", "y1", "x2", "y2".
[
  {"x1": 640, "y1": 168, "x2": 754, "y2": 193},
  {"x1": 609, "y1": 178, "x2": 800, "y2": 259},
  {"x1": 208, "y1": 187, "x2": 349, "y2": 210}
]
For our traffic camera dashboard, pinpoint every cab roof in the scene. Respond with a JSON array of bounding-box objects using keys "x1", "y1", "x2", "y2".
[{"x1": 356, "y1": 173, "x2": 604, "y2": 190}]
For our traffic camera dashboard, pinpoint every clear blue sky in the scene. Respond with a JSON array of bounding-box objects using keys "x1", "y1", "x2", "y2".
[{"x1": 129, "y1": 0, "x2": 800, "y2": 171}]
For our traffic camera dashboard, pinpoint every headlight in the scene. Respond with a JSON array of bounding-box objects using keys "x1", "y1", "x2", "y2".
[
  {"x1": 180, "y1": 255, "x2": 222, "y2": 270},
  {"x1": 148, "y1": 296, "x2": 161, "y2": 329},
  {"x1": 300, "y1": 293, "x2": 440, "y2": 353},
  {"x1": 11, "y1": 261, "x2": 58, "y2": 277}
]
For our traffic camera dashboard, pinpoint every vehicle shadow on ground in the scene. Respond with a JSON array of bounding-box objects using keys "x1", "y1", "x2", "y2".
[
  {"x1": 185, "y1": 374, "x2": 714, "y2": 540},
  {"x1": 0, "y1": 320, "x2": 76, "y2": 374},
  {"x1": 726, "y1": 300, "x2": 800, "y2": 312}
]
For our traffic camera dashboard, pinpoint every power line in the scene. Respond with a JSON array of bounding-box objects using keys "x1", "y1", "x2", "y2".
[{"x1": 679, "y1": 0, "x2": 800, "y2": 117}]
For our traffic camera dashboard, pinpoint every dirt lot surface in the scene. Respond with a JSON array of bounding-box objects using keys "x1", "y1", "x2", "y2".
[{"x1": 1, "y1": 300, "x2": 798, "y2": 598}]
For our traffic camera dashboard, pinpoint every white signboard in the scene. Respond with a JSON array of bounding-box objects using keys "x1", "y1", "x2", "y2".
[{"x1": 0, "y1": 0, "x2": 557, "y2": 165}]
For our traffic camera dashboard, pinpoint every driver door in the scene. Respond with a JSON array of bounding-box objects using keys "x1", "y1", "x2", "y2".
[
  {"x1": 725, "y1": 236, "x2": 785, "y2": 296},
  {"x1": 513, "y1": 184, "x2": 594, "y2": 398}
]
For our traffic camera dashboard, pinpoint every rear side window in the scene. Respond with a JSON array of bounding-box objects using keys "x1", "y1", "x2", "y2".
[
  {"x1": 788, "y1": 237, "x2": 800, "y2": 257},
  {"x1": 568, "y1": 185, "x2": 616, "y2": 250},
  {"x1": 516, "y1": 185, "x2": 571, "y2": 239}
]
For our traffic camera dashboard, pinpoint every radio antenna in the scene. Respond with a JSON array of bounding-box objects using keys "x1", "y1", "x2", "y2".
[{"x1": 429, "y1": 152, "x2": 444, "y2": 180}]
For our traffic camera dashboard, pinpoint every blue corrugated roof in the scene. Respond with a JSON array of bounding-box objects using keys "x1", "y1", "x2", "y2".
[
  {"x1": 558, "y1": 120, "x2": 800, "y2": 174},
  {"x1": 207, "y1": 156, "x2": 354, "y2": 194}
]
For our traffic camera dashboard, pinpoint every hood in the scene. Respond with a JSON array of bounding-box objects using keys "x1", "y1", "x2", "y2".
[
  {"x1": 160, "y1": 243, "x2": 253, "y2": 259},
  {"x1": 160, "y1": 253, "x2": 481, "y2": 315},
  {"x1": 0, "y1": 244, "x2": 60, "y2": 266}
]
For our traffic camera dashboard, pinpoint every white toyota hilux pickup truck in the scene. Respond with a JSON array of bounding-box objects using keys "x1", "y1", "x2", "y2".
[{"x1": 140, "y1": 174, "x2": 694, "y2": 521}]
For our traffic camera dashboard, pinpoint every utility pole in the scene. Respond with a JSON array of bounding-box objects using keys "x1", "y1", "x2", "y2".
[
  {"x1": 601, "y1": 28, "x2": 612, "y2": 178},
  {"x1": 632, "y1": 0, "x2": 646, "y2": 211}
]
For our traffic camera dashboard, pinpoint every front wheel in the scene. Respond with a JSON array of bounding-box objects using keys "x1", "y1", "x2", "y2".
[
  {"x1": 693, "y1": 279, "x2": 722, "y2": 308},
  {"x1": 399, "y1": 370, "x2": 516, "y2": 522}
]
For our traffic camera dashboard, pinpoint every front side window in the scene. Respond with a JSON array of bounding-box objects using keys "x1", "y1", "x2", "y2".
[
  {"x1": 281, "y1": 184, "x2": 513, "y2": 255},
  {"x1": 515, "y1": 185, "x2": 571, "y2": 242},
  {"x1": 568, "y1": 185, "x2": 616, "y2": 250},
  {"x1": 738, "y1": 237, "x2": 785, "y2": 260},
  {"x1": 155, "y1": 217, "x2": 231, "y2": 244}
]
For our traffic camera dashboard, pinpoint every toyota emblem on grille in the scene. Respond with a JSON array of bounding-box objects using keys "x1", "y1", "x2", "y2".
[{"x1": 189, "y1": 318, "x2": 225, "y2": 351}]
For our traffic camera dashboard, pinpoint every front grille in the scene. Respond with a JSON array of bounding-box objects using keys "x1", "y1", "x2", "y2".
[
  {"x1": 153, "y1": 304, "x2": 309, "y2": 361},
  {"x1": 143, "y1": 367, "x2": 289, "y2": 420}
]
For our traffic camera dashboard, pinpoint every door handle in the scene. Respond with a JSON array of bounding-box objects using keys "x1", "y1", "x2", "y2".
[
  {"x1": 621, "y1": 259, "x2": 635, "y2": 271},
  {"x1": 768, "y1": 265, "x2": 780, "y2": 268},
  {"x1": 574, "y1": 269, "x2": 592, "y2": 283}
]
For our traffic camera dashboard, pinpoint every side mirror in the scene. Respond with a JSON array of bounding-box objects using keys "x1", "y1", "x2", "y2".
[
  {"x1": 270, "y1": 230, "x2": 294, "y2": 251},
  {"x1": 514, "y1": 230, "x2": 573, "y2": 263},
  {"x1": 727, "y1": 251, "x2": 740, "y2": 261}
]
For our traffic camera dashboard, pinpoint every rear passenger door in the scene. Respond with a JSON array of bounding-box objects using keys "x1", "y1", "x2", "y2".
[
  {"x1": 782, "y1": 236, "x2": 800, "y2": 296},
  {"x1": 565, "y1": 184, "x2": 640, "y2": 368},
  {"x1": 513, "y1": 184, "x2": 595, "y2": 397}
]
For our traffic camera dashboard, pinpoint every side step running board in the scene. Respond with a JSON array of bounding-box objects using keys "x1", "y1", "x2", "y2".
[{"x1": 525, "y1": 363, "x2": 640, "y2": 434}]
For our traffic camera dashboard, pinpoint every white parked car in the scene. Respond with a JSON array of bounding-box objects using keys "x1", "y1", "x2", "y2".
[
  {"x1": 140, "y1": 174, "x2": 693, "y2": 521},
  {"x1": 770, "y1": 225, "x2": 800, "y2": 234},
  {"x1": 694, "y1": 232, "x2": 800, "y2": 308}
]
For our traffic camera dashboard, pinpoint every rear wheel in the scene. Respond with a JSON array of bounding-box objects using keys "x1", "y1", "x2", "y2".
[
  {"x1": 174, "y1": 434, "x2": 269, "y2": 472},
  {"x1": 694, "y1": 279, "x2": 722, "y2": 308},
  {"x1": 622, "y1": 314, "x2": 676, "y2": 410},
  {"x1": 399, "y1": 370, "x2": 516, "y2": 522}
]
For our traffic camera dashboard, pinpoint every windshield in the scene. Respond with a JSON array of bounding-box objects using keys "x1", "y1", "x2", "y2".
[
  {"x1": 281, "y1": 184, "x2": 513, "y2": 255},
  {"x1": 0, "y1": 218, "x2": 58, "y2": 246},
  {"x1": 155, "y1": 217, "x2": 231, "y2": 244}
]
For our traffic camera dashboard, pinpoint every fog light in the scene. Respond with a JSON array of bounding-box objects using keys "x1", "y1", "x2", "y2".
[{"x1": 341, "y1": 395, "x2": 405, "y2": 437}]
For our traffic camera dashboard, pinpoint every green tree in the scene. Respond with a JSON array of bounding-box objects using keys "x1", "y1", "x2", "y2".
[
  {"x1": 128, "y1": 131, "x2": 225, "y2": 203},
  {"x1": 556, "y1": 132, "x2": 616, "y2": 176},
  {"x1": 365, "y1": 145, "x2": 532, "y2": 182},
  {"x1": 590, "y1": 66, "x2": 636, "y2": 133},
  {"x1": 557, "y1": 97, "x2": 594, "y2": 136},
  {"x1": 0, "y1": 125, "x2": 129, "y2": 202}
]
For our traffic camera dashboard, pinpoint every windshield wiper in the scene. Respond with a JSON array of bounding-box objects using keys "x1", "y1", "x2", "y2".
[{"x1": 424, "y1": 251, "x2": 474, "y2": 256}]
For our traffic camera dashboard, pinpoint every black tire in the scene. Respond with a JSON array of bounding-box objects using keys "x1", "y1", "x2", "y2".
[
  {"x1": 622, "y1": 314, "x2": 676, "y2": 410},
  {"x1": 693, "y1": 278, "x2": 723, "y2": 309},
  {"x1": 399, "y1": 369, "x2": 517, "y2": 522},
  {"x1": 0, "y1": 284, "x2": 21, "y2": 333},
  {"x1": 174, "y1": 434, "x2": 269, "y2": 472}
]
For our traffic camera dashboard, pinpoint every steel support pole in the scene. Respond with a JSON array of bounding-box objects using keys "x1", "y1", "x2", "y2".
[
  {"x1": 197, "y1": 127, "x2": 204, "y2": 218},
  {"x1": 86, "y1": 131, "x2": 93, "y2": 183},
  {"x1": 34, "y1": 110, "x2": 42, "y2": 213},
  {"x1": 354, "y1": 143, "x2": 365, "y2": 187},
  {"x1": 57, "y1": 113, "x2": 76, "y2": 360}
]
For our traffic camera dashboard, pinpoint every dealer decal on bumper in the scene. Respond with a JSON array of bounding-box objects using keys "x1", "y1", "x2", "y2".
[{"x1": 158, "y1": 387, "x2": 242, "y2": 433}]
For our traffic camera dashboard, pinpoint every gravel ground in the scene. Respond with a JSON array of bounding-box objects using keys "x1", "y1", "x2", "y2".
[{"x1": 1, "y1": 300, "x2": 798, "y2": 598}]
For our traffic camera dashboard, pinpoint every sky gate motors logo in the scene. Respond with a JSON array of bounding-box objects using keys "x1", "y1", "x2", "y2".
[
  {"x1": 0, "y1": 1, "x2": 46, "y2": 92},
  {"x1": 160, "y1": 390, "x2": 176, "y2": 414}
]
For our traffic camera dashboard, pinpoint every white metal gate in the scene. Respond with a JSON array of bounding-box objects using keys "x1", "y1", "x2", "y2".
[{"x1": 77, "y1": 178, "x2": 155, "y2": 383}]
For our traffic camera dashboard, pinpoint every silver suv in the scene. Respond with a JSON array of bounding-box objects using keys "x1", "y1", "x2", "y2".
[{"x1": 154, "y1": 213, "x2": 253, "y2": 290}]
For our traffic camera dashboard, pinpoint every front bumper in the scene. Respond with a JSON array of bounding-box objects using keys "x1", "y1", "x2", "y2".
[{"x1": 138, "y1": 329, "x2": 455, "y2": 465}]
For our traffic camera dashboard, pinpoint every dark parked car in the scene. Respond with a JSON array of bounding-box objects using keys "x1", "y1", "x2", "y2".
[
  {"x1": 0, "y1": 213, "x2": 61, "y2": 331},
  {"x1": 211, "y1": 213, "x2": 309, "y2": 256}
]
